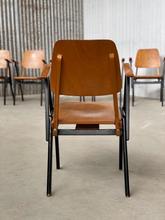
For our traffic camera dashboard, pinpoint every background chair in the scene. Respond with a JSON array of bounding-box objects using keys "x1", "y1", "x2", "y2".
[
  {"x1": 45, "y1": 40, "x2": 132, "y2": 197},
  {"x1": 0, "y1": 50, "x2": 15, "y2": 105},
  {"x1": 129, "y1": 48, "x2": 165, "y2": 106},
  {"x1": 13, "y1": 50, "x2": 45, "y2": 105}
]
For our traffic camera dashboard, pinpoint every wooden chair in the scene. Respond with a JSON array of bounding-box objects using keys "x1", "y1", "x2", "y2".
[
  {"x1": 0, "y1": 50, "x2": 15, "y2": 105},
  {"x1": 129, "y1": 48, "x2": 165, "y2": 106},
  {"x1": 13, "y1": 50, "x2": 45, "y2": 105},
  {"x1": 45, "y1": 40, "x2": 132, "y2": 197}
]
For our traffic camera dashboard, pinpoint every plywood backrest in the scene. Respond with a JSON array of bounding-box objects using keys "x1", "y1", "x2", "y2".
[
  {"x1": 51, "y1": 40, "x2": 122, "y2": 96},
  {"x1": 0, "y1": 50, "x2": 11, "y2": 68},
  {"x1": 22, "y1": 50, "x2": 45, "y2": 69},
  {"x1": 135, "y1": 48, "x2": 160, "y2": 68}
]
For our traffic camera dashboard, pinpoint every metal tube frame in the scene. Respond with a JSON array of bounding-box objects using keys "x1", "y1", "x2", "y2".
[{"x1": 45, "y1": 74, "x2": 131, "y2": 197}]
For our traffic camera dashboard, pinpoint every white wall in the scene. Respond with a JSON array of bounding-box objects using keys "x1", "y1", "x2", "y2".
[{"x1": 84, "y1": 0, "x2": 165, "y2": 97}]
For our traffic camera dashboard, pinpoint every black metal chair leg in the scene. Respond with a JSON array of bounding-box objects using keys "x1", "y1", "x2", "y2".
[
  {"x1": 122, "y1": 118, "x2": 130, "y2": 197},
  {"x1": 80, "y1": 96, "x2": 86, "y2": 102},
  {"x1": 161, "y1": 80, "x2": 164, "y2": 106},
  {"x1": 55, "y1": 135, "x2": 60, "y2": 169},
  {"x1": 40, "y1": 80, "x2": 43, "y2": 106},
  {"x1": 44, "y1": 79, "x2": 50, "y2": 142},
  {"x1": 9, "y1": 77, "x2": 15, "y2": 105},
  {"x1": 160, "y1": 82, "x2": 162, "y2": 102},
  {"x1": 92, "y1": 96, "x2": 96, "y2": 102},
  {"x1": 162, "y1": 86, "x2": 164, "y2": 107},
  {"x1": 132, "y1": 80, "x2": 135, "y2": 107},
  {"x1": 3, "y1": 77, "x2": 7, "y2": 105},
  {"x1": 47, "y1": 128, "x2": 53, "y2": 197},
  {"x1": 19, "y1": 81, "x2": 24, "y2": 101},
  {"x1": 13, "y1": 80, "x2": 16, "y2": 105},
  {"x1": 119, "y1": 135, "x2": 123, "y2": 170}
]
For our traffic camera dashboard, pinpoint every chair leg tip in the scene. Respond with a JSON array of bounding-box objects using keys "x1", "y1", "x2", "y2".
[
  {"x1": 47, "y1": 193, "x2": 52, "y2": 197},
  {"x1": 125, "y1": 191, "x2": 130, "y2": 197}
]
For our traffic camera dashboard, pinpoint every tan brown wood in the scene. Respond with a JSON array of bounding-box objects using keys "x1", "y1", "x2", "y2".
[
  {"x1": 123, "y1": 63, "x2": 134, "y2": 77},
  {"x1": 51, "y1": 40, "x2": 122, "y2": 96},
  {"x1": 134, "y1": 75, "x2": 161, "y2": 79},
  {"x1": 50, "y1": 40, "x2": 122, "y2": 136},
  {"x1": 53, "y1": 102, "x2": 121, "y2": 125},
  {"x1": 135, "y1": 48, "x2": 160, "y2": 69},
  {"x1": 22, "y1": 50, "x2": 45, "y2": 70},
  {"x1": 0, "y1": 50, "x2": 11, "y2": 69}
]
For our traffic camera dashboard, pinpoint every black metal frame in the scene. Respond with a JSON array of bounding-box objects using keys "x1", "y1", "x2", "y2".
[
  {"x1": 130, "y1": 58, "x2": 165, "y2": 107},
  {"x1": 119, "y1": 58, "x2": 125, "y2": 109},
  {"x1": 44, "y1": 75, "x2": 131, "y2": 197},
  {"x1": 80, "y1": 96, "x2": 96, "y2": 102},
  {"x1": 13, "y1": 60, "x2": 46, "y2": 106},
  {"x1": 0, "y1": 59, "x2": 15, "y2": 105}
]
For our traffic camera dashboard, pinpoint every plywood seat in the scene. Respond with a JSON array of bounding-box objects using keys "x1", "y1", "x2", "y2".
[
  {"x1": 57, "y1": 101, "x2": 121, "y2": 125},
  {"x1": 133, "y1": 75, "x2": 161, "y2": 79},
  {"x1": 14, "y1": 75, "x2": 47, "y2": 80}
]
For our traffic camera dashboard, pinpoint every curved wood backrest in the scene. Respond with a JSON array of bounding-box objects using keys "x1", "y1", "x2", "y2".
[
  {"x1": 51, "y1": 40, "x2": 122, "y2": 96},
  {"x1": 0, "y1": 50, "x2": 11, "y2": 68},
  {"x1": 22, "y1": 50, "x2": 45, "y2": 69},
  {"x1": 135, "y1": 48, "x2": 160, "y2": 68}
]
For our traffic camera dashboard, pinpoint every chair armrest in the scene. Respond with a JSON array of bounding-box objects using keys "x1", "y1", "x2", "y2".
[
  {"x1": 42, "y1": 59, "x2": 47, "y2": 64},
  {"x1": 43, "y1": 64, "x2": 53, "y2": 141},
  {"x1": 5, "y1": 59, "x2": 12, "y2": 64},
  {"x1": 123, "y1": 63, "x2": 134, "y2": 77},
  {"x1": 162, "y1": 57, "x2": 165, "y2": 79},
  {"x1": 12, "y1": 59, "x2": 19, "y2": 64},
  {"x1": 12, "y1": 60, "x2": 20, "y2": 77},
  {"x1": 41, "y1": 64, "x2": 51, "y2": 78},
  {"x1": 129, "y1": 57, "x2": 133, "y2": 65},
  {"x1": 122, "y1": 62, "x2": 133, "y2": 141}
]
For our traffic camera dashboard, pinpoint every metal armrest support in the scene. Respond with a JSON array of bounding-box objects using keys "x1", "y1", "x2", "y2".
[
  {"x1": 42, "y1": 59, "x2": 47, "y2": 64},
  {"x1": 162, "y1": 57, "x2": 165, "y2": 80},
  {"x1": 129, "y1": 57, "x2": 133, "y2": 66},
  {"x1": 5, "y1": 58, "x2": 12, "y2": 64},
  {"x1": 119, "y1": 58, "x2": 125, "y2": 108},
  {"x1": 12, "y1": 60, "x2": 20, "y2": 76},
  {"x1": 122, "y1": 63, "x2": 134, "y2": 141},
  {"x1": 43, "y1": 65, "x2": 53, "y2": 141}
]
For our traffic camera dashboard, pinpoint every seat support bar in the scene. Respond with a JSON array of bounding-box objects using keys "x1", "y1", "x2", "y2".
[{"x1": 58, "y1": 129, "x2": 116, "y2": 136}]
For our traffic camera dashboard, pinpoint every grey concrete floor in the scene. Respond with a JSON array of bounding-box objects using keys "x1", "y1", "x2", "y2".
[{"x1": 0, "y1": 95, "x2": 165, "y2": 220}]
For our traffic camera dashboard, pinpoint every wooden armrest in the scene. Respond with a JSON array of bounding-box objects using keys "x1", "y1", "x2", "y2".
[
  {"x1": 42, "y1": 59, "x2": 47, "y2": 64},
  {"x1": 5, "y1": 59, "x2": 12, "y2": 63},
  {"x1": 41, "y1": 64, "x2": 51, "y2": 78},
  {"x1": 129, "y1": 57, "x2": 133, "y2": 64},
  {"x1": 121, "y1": 58, "x2": 125, "y2": 63},
  {"x1": 123, "y1": 63, "x2": 134, "y2": 77},
  {"x1": 12, "y1": 59, "x2": 19, "y2": 64}
]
